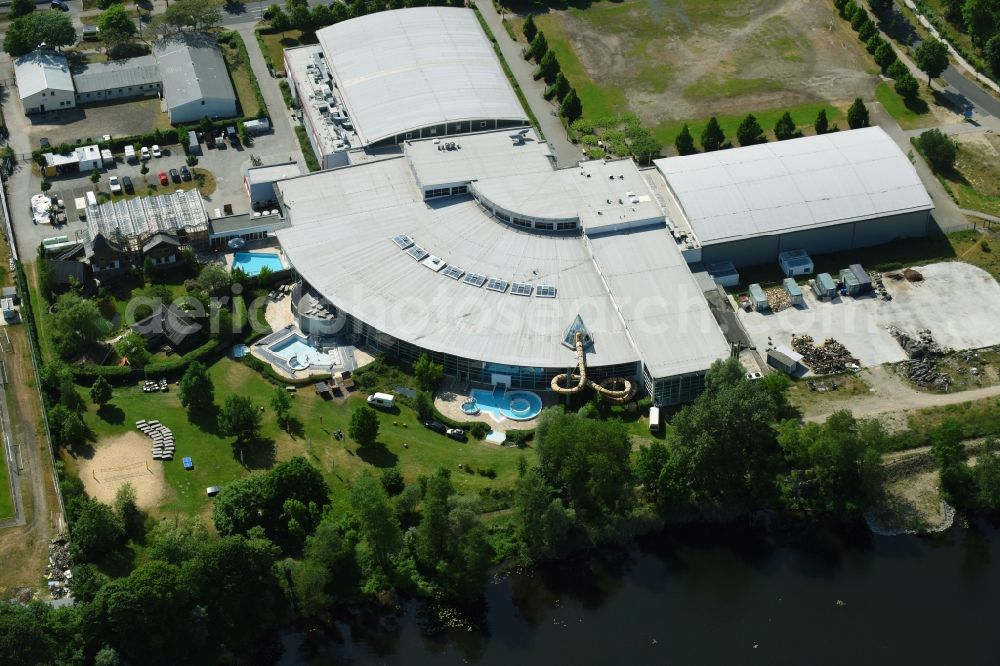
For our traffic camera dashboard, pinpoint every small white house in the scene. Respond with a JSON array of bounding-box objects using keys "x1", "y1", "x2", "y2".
[
  {"x1": 366, "y1": 392, "x2": 395, "y2": 409},
  {"x1": 14, "y1": 51, "x2": 76, "y2": 115}
]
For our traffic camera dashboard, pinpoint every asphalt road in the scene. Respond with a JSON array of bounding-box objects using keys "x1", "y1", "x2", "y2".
[{"x1": 940, "y1": 64, "x2": 1000, "y2": 118}]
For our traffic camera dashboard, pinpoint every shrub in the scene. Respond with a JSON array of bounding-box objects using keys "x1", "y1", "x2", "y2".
[{"x1": 915, "y1": 129, "x2": 957, "y2": 173}]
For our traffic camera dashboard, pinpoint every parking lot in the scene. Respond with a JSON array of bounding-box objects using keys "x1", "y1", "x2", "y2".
[
  {"x1": 737, "y1": 262, "x2": 1000, "y2": 368},
  {"x1": 25, "y1": 98, "x2": 169, "y2": 148}
]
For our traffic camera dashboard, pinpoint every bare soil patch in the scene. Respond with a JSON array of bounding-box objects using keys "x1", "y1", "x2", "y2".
[
  {"x1": 78, "y1": 432, "x2": 169, "y2": 509},
  {"x1": 551, "y1": 0, "x2": 877, "y2": 122}
]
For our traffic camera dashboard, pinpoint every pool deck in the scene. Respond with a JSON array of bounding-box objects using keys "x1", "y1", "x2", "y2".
[{"x1": 434, "y1": 379, "x2": 554, "y2": 431}]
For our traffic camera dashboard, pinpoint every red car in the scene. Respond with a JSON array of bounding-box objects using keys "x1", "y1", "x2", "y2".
[{"x1": 158, "y1": 171, "x2": 168, "y2": 186}]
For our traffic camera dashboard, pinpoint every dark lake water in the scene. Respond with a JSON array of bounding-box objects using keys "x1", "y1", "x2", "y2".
[{"x1": 279, "y1": 520, "x2": 1000, "y2": 665}]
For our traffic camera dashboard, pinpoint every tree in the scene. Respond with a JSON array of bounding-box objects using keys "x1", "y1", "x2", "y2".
[
  {"x1": 349, "y1": 406, "x2": 379, "y2": 447},
  {"x1": 348, "y1": 471, "x2": 402, "y2": 582},
  {"x1": 113, "y1": 481, "x2": 142, "y2": 536},
  {"x1": 915, "y1": 128, "x2": 957, "y2": 173},
  {"x1": 773, "y1": 111, "x2": 802, "y2": 140},
  {"x1": 178, "y1": 361, "x2": 214, "y2": 413},
  {"x1": 413, "y1": 353, "x2": 444, "y2": 391},
  {"x1": 268, "y1": 6, "x2": 291, "y2": 33},
  {"x1": 522, "y1": 14, "x2": 537, "y2": 42},
  {"x1": 674, "y1": 123, "x2": 697, "y2": 155},
  {"x1": 24, "y1": 11, "x2": 77, "y2": 51},
  {"x1": 90, "y1": 376, "x2": 113, "y2": 407},
  {"x1": 514, "y1": 465, "x2": 574, "y2": 562},
  {"x1": 415, "y1": 468, "x2": 454, "y2": 566},
  {"x1": 814, "y1": 108, "x2": 830, "y2": 135},
  {"x1": 9, "y1": 0, "x2": 35, "y2": 19},
  {"x1": 777, "y1": 411, "x2": 886, "y2": 514},
  {"x1": 535, "y1": 409, "x2": 632, "y2": 527},
  {"x1": 537, "y1": 50, "x2": 560, "y2": 84},
  {"x1": 218, "y1": 394, "x2": 262, "y2": 443},
  {"x1": 932, "y1": 420, "x2": 976, "y2": 508},
  {"x1": 98, "y1": 3, "x2": 137, "y2": 51},
  {"x1": 114, "y1": 331, "x2": 150, "y2": 368},
  {"x1": 3, "y1": 19, "x2": 35, "y2": 57},
  {"x1": 270, "y1": 386, "x2": 293, "y2": 430},
  {"x1": 961, "y1": 0, "x2": 996, "y2": 46},
  {"x1": 736, "y1": 113, "x2": 766, "y2": 146},
  {"x1": 887, "y1": 58, "x2": 909, "y2": 80},
  {"x1": 162, "y1": 0, "x2": 222, "y2": 31},
  {"x1": 559, "y1": 89, "x2": 582, "y2": 122},
  {"x1": 60, "y1": 411, "x2": 86, "y2": 448},
  {"x1": 915, "y1": 38, "x2": 950, "y2": 83},
  {"x1": 546, "y1": 72, "x2": 570, "y2": 101},
  {"x1": 60, "y1": 379, "x2": 85, "y2": 412},
  {"x1": 50, "y1": 292, "x2": 107, "y2": 360},
  {"x1": 874, "y1": 41, "x2": 897, "y2": 70},
  {"x1": 628, "y1": 127, "x2": 662, "y2": 164},
  {"x1": 195, "y1": 262, "x2": 231, "y2": 295},
  {"x1": 858, "y1": 19, "x2": 877, "y2": 42},
  {"x1": 293, "y1": 514, "x2": 359, "y2": 616},
  {"x1": 894, "y1": 70, "x2": 920, "y2": 98},
  {"x1": 700, "y1": 116, "x2": 726, "y2": 151},
  {"x1": 527, "y1": 31, "x2": 547, "y2": 62},
  {"x1": 867, "y1": 32, "x2": 885, "y2": 55},
  {"x1": 986, "y1": 34, "x2": 1000, "y2": 78},
  {"x1": 847, "y1": 97, "x2": 869, "y2": 129},
  {"x1": 381, "y1": 466, "x2": 404, "y2": 496},
  {"x1": 975, "y1": 442, "x2": 1000, "y2": 510},
  {"x1": 414, "y1": 390, "x2": 434, "y2": 421},
  {"x1": 95, "y1": 646, "x2": 122, "y2": 666},
  {"x1": 70, "y1": 499, "x2": 125, "y2": 561},
  {"x1": 869, "y1": 0, "x2": 893, "y2": 16}
]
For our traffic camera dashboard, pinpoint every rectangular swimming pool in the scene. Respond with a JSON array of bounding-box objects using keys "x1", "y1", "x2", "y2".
[
  {"x1": 232, "y1": 251, "x2": 283, "y2": 277},
  {"x1": 268, "y1": 334, "x2": 339, "y2": 370}
]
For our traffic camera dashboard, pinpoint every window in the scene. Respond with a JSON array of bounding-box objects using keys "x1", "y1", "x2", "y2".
[
  {"x1": 201, "y1": 100, "x2": 205, "y2": 105},
  {"x1": 535, "y1": 222, "x2": 554, "y2": 230},
  {"x1": 513, "y1": 220, "x2": 531, "y2": 228},
  {"x1": 496, "y1": 212, "x2": 511, "y2": 222},
  {"x1": 557, "y1": 221, "x2": 578, "y2": 230},
  {"x1": 118, "y1": 89, "x2": 122, "y2": 93},
  {"x1": 405, "y1": 132, "x2": 412, "y2": 139},
  {"x1": 425, "y1": 187, "x2": 450, "y2": 199},
  {"x1": 128, "y1": 87, "x2": 132, "y2": 92},
  {"x1": 480, "y1": 121, "x2": 487, "y2": 128},
  {"x1": 451, "y1": 185, "x2": 467, "y2": 195}
]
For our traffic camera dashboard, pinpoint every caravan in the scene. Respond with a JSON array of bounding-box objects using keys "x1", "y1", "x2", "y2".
[
  {"x1": 366, "y1": 392, "x2": 395, "y2": 410},
  {"x1": 648, "y1": 406, "x2": 661, "y2": 433}
]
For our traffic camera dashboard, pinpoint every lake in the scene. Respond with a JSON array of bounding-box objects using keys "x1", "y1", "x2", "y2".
[{"x1": 280, "y1": 520, "x2": 1000, "y2": 664}]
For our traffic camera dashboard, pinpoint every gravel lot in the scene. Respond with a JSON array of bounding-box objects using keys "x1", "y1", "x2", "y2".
[{"x1": 738, "y1": 261, "x2": 1000, "y2": 368}]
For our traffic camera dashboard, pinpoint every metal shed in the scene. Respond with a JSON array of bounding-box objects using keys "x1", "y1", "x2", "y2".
[
  {"x1": 849, "y1": 263, "x2": 872, "y2": 294},
  {"x1": 778, "y1": 249, "x2": 814, "y2": 277},
  {"x1": 188, "y1": 131, "x2": 201, "y2": 155},
  {"x1": 748, "y1": 283, "x2": 769, "y2": 311},
  {"x1": 812, "y1": 273, "x2": 836, "y2": 299},
  {"x1": 840, "y1": 268, "x2": 862, "y2": 296},
  {"x1": 783, "y1": 277, "x2": 804, "y2": 305},
  {"x1": 767, "y1": 346, "x2": 802, "y2": 375},
  {"x1": 706, "y1": 260, "x2": 739, "y2": 288}
]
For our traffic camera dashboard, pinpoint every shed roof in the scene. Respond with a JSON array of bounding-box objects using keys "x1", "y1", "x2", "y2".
[
  {"x1": 72, "y1": 55, "x2": 160, "y2": 93},
  {"x1": 315, "y1": 7, "x2": 527, "y2": 146},
  {"x1": 14, "y1": 51, "x2": 73, "y2": 99},
  {"x1": 654, "y1": 127, "x2": 933, "y2": 246},
  {"x1": 153, "y1": 33, "x2": 235, "y2": 110}
]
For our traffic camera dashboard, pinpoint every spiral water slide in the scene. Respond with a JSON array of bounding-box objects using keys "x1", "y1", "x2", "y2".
[{"x1": 550, "y1": 333, "x2": 637, "y2": 404}]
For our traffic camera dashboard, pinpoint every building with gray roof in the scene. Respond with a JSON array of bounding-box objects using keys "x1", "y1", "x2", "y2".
[
  {"x1": 72, "y1": 55, "x2": 162, "y2": 104},
  {"x1": 154, "y1": 33, "x2": 236, "y2": 123},
  {"x1": 654, "y1": 126, "x2": 934, "y2": 267},
  {"x1": 14, "y1": 50, "x2": 75, "y2": 115},
  {"x1": 275, "y1": 129, "x2": 731, "y2": 405},
  {"x1": 284, "y1": 7, "x2": 529, "y2": 168}
]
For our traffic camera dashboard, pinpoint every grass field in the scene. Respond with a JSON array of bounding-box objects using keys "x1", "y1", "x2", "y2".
[
  {"x1": 220, "y1": 41, "x2": 261, "y2": 119},
  {"x1": 937, "y1": 135, "x2": 1000, "y2": 218},
  {"x1": 874, "y1": 82, "x2": 937, "y2": 130},
  {"x1": 0, "y1": 441, "x2": 13, "y2": 520},
  {"x1": 76, "y1": 356, "x2": 538, "y2": 518},
  {"x1": 258, "y1": 30, "x2": 316, "y2": 73}
]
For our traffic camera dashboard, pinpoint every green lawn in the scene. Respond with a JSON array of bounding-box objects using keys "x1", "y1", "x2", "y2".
[
  {"x1": 79, "y1": 356, "x2": 538, "y2": 517},
  {"x1": 934, "y1": 140, "x2": 1000, "y2": 218},
  {"x1": 220, "y1": 42, "x2": 261, "y2": 119},
  {"x1": 0, "y1": 438, "x2": 13, "y2": 520},
  {"x1": 258, "y1": 30, "x2": 316, "y2": 73},
  {"x1": 874, "y1": 81, "x2": 937, "y2": 130}
]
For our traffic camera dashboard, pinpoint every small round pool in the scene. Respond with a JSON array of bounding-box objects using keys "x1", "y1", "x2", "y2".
[
  {"x1": 287, "y1": 354, "x2": 308, "y2": 371},
  {"x1": 506, "y1": 391, "x2": 542, "y2": 419},
  {"x1": 461, "y1": 399, "x2": 480, "y2": 415}
]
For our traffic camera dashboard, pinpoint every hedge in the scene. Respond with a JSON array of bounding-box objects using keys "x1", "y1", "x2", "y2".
[
  {"x1": 240, "y1": 353, "x2": 333, "y2": 386},
  {"x1": 143, "y1": 338, "x2": 224, "y2": 377},
  {"x1": 294, "y1": 126, "x2": 321, "y2": 171},
  {"x1": 72, "y1": 363, "x2": 140, "y2": 383}
]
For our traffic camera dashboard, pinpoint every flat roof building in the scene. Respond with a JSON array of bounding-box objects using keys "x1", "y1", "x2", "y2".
[
  {"x1": 655, "y1": 127, "x2": 934, "y2": 267},
  {"x1": 284, "y1": 7, "x2": 529, "y2": 168},
  {"x1": 72, "y1": 55, "x2": 162, "y2": 104},
  {"x1": 275, "y1": 129, "x2": 730, "y2": 405}
]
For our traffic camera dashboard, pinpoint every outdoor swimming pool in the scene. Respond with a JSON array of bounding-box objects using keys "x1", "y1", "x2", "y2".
[
  {"x1": 232, "y1": 251, "x2": 284, "y2": 277},
  {"x1": 464, "y1": 388, "x2": 542, "y2": 422},
  {"x1": 269, "y1": 334, "x2": 339, "y2": 371}
]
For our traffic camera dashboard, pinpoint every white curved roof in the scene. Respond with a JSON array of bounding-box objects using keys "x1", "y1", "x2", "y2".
[
  {"x1": 654, "y1": 127, "x2": 933, "y2": 245},
  {"x1": 316, "y1": 7, "x2": 527, "y2": 146}
]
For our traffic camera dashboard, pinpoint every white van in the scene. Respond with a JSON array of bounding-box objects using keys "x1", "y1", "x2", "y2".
[
  {"x1": 648, "y1": 406, "x2": 661, "y2": 433},
  {"x1": 124, "y1": 145, "x2": 136, "y2": 163},
  {"x1": 366, "y1": 392, "x2": 395, "y2": 409},
  {"x1": 85, "y1": 190, "x2": 97, "y2": 208}
]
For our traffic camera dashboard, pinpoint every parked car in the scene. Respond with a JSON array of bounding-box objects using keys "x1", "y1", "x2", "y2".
[
  {"x1": 140, "y1": 146, "x2": 151, "y2": 160},
  {"x1": 446, "y1": 428, "x2": 467, "y2": 442},
  {"x1": 423, "y1": 420, "x2": 447, "y2": 434},
  {"x1": 179, "y1": 165, "x2": 192, "y2": 181},
  {"x1": 151, "y1": 145, "x2": 162, "y2": 158},
  {"x1": 108, "y1": 175, "x2": 121, "y2": 194},
  {"x1": 122, "y1": 176, "x2": 134, "y2": 194},
  {"x1": 158, "y1": 171, "x2": 168, "y2": 186},
  {"x1": 50, "y1": 0, "x2": 69, "y2": 10},
  {"x1": 169, "y1": 168, "x2": 180, "y2": 183}
]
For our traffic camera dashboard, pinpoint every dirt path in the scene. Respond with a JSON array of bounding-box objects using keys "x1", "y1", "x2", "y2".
[{"x1": 803, "y1": 364, "x2": 1000, "y2": 423}]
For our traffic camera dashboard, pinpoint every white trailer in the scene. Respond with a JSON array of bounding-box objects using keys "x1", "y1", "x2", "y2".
[
  {"x1": 648, "y1": 406, "x2": 661, "y2": 433},
  {"x1": 366, "y1": 392, "x2": 395, "y2": 409},
  {"x1": 124, "y1": 145, "x2": 136, "y2": 163}
]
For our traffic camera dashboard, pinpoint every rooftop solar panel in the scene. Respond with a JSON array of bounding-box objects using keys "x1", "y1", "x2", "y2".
[
  {"x1": 392, "y1": 234, "x2": 413, "y2": 249},
  {"x1": 406, "y1": 245, "x2": 428, "y2": 261}
]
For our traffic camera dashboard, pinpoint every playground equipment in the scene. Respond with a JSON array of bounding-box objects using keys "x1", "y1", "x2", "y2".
[{"x1": 550, "y1": 332, "x2": 637, "y2": 404}]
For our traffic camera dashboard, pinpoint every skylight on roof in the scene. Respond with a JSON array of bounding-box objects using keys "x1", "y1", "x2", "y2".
[
  {"x1": 510, "y1": 282, "x2": 533, "y2": 296},
  {"x1": 442, "y1": 265, "x2": 464, "y2": 280},
  {"x1": 464, "y1": 273, "x2": 487, "y2": 288},
  {"x1": 486, "y1": 278, "x2": 509, "y2": 293},
  {"x1": 535, "y1": 285, "x2": 557, "y2": 298},
  {"x1": 406, "y1": 245, "x2": 428, "y2": 261}
]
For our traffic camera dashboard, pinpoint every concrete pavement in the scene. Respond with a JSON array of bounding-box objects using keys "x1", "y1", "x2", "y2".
[{"x1": 474, "y1": 1, "x2": 580, "y2": 168}]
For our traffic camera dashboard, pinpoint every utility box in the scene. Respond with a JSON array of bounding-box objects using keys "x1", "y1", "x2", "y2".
[
  {"x1": 748, "y1": 283, "x2": 769, "y2": 311},
  {"x1": 849, "y1": 263, "x2": 872, "y2": 295},
  {"x1": 187, "y1": 131, "x2": 201, "y2": 156},
  {"x1": 840, "y1": 268, "x2": 862, "y2": 297},
  {"x1": 812, "y1": 273, "x2": 837, "y2": 299},
  {"x1": 767, "y1": 346, "x2": 802, "y2": 375},
  {"x1": 783, "y1": 277, "x2": 804, "y2": 306}
]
